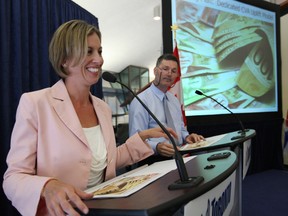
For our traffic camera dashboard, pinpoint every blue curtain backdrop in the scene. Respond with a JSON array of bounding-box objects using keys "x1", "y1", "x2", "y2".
[{"x1": 0, "y1": 0, "x2": 102, "y2": 215}]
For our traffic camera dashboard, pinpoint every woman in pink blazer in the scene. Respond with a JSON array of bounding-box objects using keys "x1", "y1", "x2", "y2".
[{"x1": 3, "y1": 20, "x2": 176, "y2": 216}]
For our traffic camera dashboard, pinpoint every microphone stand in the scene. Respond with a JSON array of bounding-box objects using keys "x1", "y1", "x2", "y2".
[
  {"x1": 195, "y1": 90, "x2": 249, "y2": 140},
  {"x1": 103, "y1": 72, "x2": 203, "y2": 190}
]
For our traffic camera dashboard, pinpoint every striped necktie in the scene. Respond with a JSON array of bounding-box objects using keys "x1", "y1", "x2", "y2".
[
  {"x1": 163, "y1": 95, "x2": 176, "y2": 132},
  {"x1": 163, "y1": 95, "x2": 180, "y2": 145}
]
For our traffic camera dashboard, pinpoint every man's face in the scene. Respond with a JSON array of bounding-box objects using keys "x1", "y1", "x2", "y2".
[{"x1": 154, "y1": 59, "x2": 179, "y2": 91}]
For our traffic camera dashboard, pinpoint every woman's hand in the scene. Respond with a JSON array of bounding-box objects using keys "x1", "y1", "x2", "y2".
[
  {"x1": 138, "y1": 127, "x2": 178, "y2": 141},
  {"x1": 156, "y1": 142, "x2": 180, "y2": 157},
  {"x1": 41, "y1": 179, "x2": 93, "y2": 216}
]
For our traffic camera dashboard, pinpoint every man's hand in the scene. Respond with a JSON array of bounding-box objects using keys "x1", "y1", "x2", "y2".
[{"x1": 185, "y1": 133, "x2": 205, "y2": 144}]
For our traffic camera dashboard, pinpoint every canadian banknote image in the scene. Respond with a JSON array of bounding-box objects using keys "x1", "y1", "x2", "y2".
[{"x1": 175, "y1": 0, "x2": 276, "y2": 114}]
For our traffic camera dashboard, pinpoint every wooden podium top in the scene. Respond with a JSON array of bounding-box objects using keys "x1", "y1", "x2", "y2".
[{"x1": 83, "y1": 150, "x2": 238, "y2": 216}]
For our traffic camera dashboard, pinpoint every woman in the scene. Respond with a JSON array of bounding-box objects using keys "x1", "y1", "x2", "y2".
[{"x1": 3, "y1": 20, "x2": 177, "y2": 216}]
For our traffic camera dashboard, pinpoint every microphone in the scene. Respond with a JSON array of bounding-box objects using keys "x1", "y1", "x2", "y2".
[
  {"x1": 103, "y1": 72, "x2": 204, "y2": 190},
  {"x1": 195, "y1": 90, "x2": 249, "y2": 140}
]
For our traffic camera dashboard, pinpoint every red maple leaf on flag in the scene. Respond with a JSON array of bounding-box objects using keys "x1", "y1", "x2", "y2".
[{"x1": 168, "y1": 44, "x2": 187, "y2": 126}]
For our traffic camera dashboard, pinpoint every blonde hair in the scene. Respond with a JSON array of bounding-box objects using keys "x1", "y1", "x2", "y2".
[{"x1": 49, "y1": 20, "x2": 101, "y2": 78}]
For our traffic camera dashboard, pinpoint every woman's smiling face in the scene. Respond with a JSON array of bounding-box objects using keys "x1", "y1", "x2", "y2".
[{"x1": 64, "y1": 32, "x2": 104, "y2": 86}]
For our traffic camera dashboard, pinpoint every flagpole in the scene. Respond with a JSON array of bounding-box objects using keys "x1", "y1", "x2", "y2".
[{"x1": 170, "y1": 24, "x2": 179, "y2": 48}]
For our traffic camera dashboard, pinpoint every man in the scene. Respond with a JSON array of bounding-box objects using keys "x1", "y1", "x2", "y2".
[{"x1": 129, "y1": 53, "x2": 204, "y2": 164}]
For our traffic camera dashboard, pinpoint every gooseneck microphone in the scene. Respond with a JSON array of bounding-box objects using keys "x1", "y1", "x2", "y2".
[
  {"x1": 103, "y1": 72, "x2": 204, "y2": 190},
  {"x1": 195, "y1": 90, "x2": 249, "y2": 140}
]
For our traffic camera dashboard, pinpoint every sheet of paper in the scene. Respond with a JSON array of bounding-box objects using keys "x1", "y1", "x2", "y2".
[
  {"x1": 85, "y1": 156, "x2": 196, "y2": 198},
  {"x1": 180, "y1": 134, "x2": 226, "y2": 151}
]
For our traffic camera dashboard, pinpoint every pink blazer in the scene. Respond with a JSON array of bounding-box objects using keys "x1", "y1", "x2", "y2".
[{"x1": 3, "y1": 80, "x2": 153, "y2": 216}]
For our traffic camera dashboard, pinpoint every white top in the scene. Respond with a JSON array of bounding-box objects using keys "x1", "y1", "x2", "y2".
[{"x1": 83, "y1": 125, "x2": 107, "y2": 188}]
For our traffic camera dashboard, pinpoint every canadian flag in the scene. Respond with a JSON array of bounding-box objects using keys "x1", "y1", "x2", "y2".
[{"x1": 168, "y1": 44, "x2": 187, "y2": 126}]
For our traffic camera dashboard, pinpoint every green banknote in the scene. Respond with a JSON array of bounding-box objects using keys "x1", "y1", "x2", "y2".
[
  {"x1": 185, "y1": 87, "x2": 254, "y2": 110},
  {"x1": 214, "y1": 27, "x2": 258, "y2": 47},
  {"x1": 182, "y1": 71, "x2": 238, "y2": 106},
  {"x1": 236, "y1": 36, "x2": 274, "y2": 97},
  {"x1": 217, "y1": 34, "x2": 262, "y2": 63},
  {"x1": 213, "y1": 13, "x2": 264, "y2": 38},
  {"x1": 179, "y1": 22, "x2": 214, "y2": 43},
  {"x1": 177, "y1": 29, "x2": 215, "y2": 57}
]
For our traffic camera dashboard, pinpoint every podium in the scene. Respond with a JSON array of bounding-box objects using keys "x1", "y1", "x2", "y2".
[
  {"x1": 83, "y1": 150, "x2": 238, "y2": 216},
  {"x1": 180, "y1": 129, "x2": 256, "y2": 155},
  {"x1": 180, "y1": 129, "x2": 256, "y2": 216}
]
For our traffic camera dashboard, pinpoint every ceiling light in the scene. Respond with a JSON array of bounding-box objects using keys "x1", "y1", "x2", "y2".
[{"x1": 153, "y1": 5, "x2": 161, "y2": 20}]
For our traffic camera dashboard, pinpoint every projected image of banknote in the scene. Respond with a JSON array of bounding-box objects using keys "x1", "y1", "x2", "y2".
[
  {"x1": 245, "y1": 98, "x2": 275, "y2": 109},
  {"x1": 217, "y1": 33, "x2": 262, "y2": 64},
  {"x1": 179, "y1": 22, "x2": 214, "y2": 43},
  {"x1": 176, "y1": 1, "x2": 203, "y2": 24},
  {"x1": 178, "y1": 29, "x2": 215, "y2": 57},
  {"x1": 179, "y1": 51, "x2": 222, "y2": 75},
  {"x1": 177, "y1": 3, "x2": 221, "y2": 43},
  {"x1": 215, "y1": 32, "x2": 261, "y2": 55},
  {"x1": 177, "y1": 14, "x2": 263, "y2": 75},
  {"x1": 177, "y1": 32, "x2": 223, "y2": 76},
  {"x1": 213, "y1": 13, "x2": 265, "y2": 38},
  {"x1": 174, "y1": 2, "x2": 276, "y2": 111},
  {"x1": 185, "y1": 87, "x2": 254, "y2": 111},
  {"x1": 200, "y1": 7, "x2": 220, "y2": 27},
  {"x1": 212, "y1": 12, "x2": 270, "y2": 65},
  {"x1": 213, "y1": 11, "x2": 230, "y2": 28},
  {"x1": 214, "y1": 27, "x2": 259, "y2": 48},
  {"x1": 236, "y1": 28, "x2": 275, "y2": 98},
  {"x1": 181, "y1": 71, "x2": 238, "y2": 106}
]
